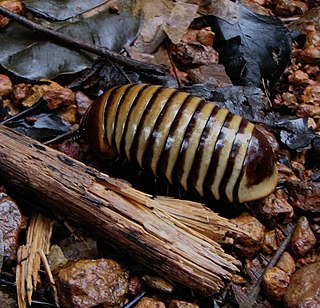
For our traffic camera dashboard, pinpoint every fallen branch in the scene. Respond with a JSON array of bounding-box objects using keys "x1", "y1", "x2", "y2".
[{"x1": 0, "y1": 125, "x2": 244, "y2": 295}]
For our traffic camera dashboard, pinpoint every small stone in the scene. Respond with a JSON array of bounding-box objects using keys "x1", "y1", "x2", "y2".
[
  {"x1": 0, "y1": 0, "x2": 23, "y2": 28},
  {"x1": 262, "y1": 230, "x2": 279, "y2": 254},
  {"x1": 288, "y1": 70, "x2": 310, "y2": 84},
  {"x1": 274, "y1": 0, "x2": 308, "y2": 16},
  {"x1": 254, "y1": 191, "x2": 293, "y2": 226},
  {"x1": 231, "y1": 212, "x2": 265, "y2": 258},
  {"x1": 287, "y1": 180, "x2": 320, "y2": 214},
  {"x1": 0, "y1": 74, "x2": 12, "y2": 97},
  {"x1": 43, "y1": 82, "x2": 76, "y2": 109},
  {"x1": 299, "y1": 25, "x2": 320, "y2": 63},
  {"x1": 21, "y1": 81, "x2": 75, "y2": 109},
  {"x1": 196, "y1": 27, "x2": 215, "y2": 46},
  {"x1": 276, "y1": 252, "x2": 296, "y2": 277},
  {"x1": 47, "y1": 245, "x2": 68, "y2": 273},
  {"x1": 301, "y1": 84, "x2": 320, "y2": 105},
  {"x1": 135, "y1": 297, "x2": 166, "y2": 308},
  {"x1": 56, "y1": 258, "x2": 129, "y2": 308},
  {"x1": 291, "y1": 216, "x2": 317, "y2": 257},
  {"x1": 59, "y1": 236, "x2": 98, "y2": 261},
  {"x1": 128, "y1": 275, "x2": 144, "y2": 296},
  {"x1": 262, "y1": 267, "x2": 290, "y2": 301},
  {"x1": 284, "y1": 262, "x2": 320, "y2": 307},
  {"x1": 0, "y1": 187, "x2": 27, "y2": 264},
  {"x1": 168, "y1": 299, "x2": 200, "y2": 308},
  {"x1": 142, "y1": 275, "x2": 175, "y2": 293},
  {"x1": 12, "y1": 83, "x2": 32, "y2": 106}
]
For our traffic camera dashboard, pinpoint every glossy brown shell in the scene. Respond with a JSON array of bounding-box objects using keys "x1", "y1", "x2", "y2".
[{"x1": 83, "y1": 84, "x2": 278, "y2": 203}]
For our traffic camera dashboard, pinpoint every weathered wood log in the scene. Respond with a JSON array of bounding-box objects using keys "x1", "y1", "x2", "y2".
[{"x1": 0, "y1": 125, "x2": 241, "y2": 295}]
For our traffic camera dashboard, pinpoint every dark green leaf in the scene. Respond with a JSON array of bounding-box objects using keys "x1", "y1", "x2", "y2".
[
  {"x1": 8, "y1": 113, "x2": 71, "y2": 141},
  {"x1": 24, "y1": 0, "x2": 109, "y2": 21},
  {"x1": 0, "y1": 0, "x2": 142, "y2": 80},
  {"x1": 209, "y1": 4, "x2": 292, "y2": 87}
]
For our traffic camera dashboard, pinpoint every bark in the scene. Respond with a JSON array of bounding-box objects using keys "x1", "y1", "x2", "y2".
[{"x1": 0, "y1": 125, "x2": 240, "y2": 295}]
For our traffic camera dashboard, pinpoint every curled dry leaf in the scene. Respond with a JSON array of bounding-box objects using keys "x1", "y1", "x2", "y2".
[{"x1": 163, "y1": 2, "x2": 199, "y2": 45}]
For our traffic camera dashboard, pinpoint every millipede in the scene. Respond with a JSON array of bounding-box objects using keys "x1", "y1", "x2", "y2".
[{"x1": 82, "y1": 84, "x2": 278, "y2": 203}]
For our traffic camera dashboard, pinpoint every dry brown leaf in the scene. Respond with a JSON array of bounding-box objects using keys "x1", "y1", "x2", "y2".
[{"x1": 163, "y1": 2, "x2": 199, "y2": 45}]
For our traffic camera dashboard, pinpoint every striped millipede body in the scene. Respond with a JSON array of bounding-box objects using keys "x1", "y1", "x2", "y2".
[{"x1": 83, "y1": 84, "x2": 278, "y2": 203}]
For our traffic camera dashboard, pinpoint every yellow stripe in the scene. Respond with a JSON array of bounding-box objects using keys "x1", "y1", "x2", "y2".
[
  {"x1": 165, "y1": 96, "x2": 202, "y2": 184},
  {"x1": 149, "y1": 91, "x2": 190, "y2": 175},
  {"x1": 179, "y1": 103, "x2": 215, "y2": 191},
  {"x1": 136, "y1": 87, "x2": 177, "y2": 168},
  {"x1": 114, "y1": 85, "x2": 146, "y2": 154},
  {"x1": 210, "y1": 114, "x2": 242, "y2": 200},
  {"x1": 124, "y1": 85, "x2": 162, "y2": 161},
  {"x1": 195, "y1": 108, "x2": 229, "y2": 196},
  {"x1": 225, "y1": 120, "x2": 254, "y2": 202},
  {"x1": 106, "y1": 84, "x2": 132, "y2": 148}
]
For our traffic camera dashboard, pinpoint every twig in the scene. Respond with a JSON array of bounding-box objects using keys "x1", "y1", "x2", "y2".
[
  {"x1": 38, "y1": 249, "x2": 59, "y2": 307},
  {"x1": 238, "y1": 223, "x2": 295, "y2": 308},
  {"x1": 279, "y1": 16, "x2": 301, "y2": 24},
  {"x1": 0, "y1": 6, "x2": 166, "y2": 76},
  {"x1": 0, "y1": 98, "x2": 47, "y2": 125},
  {"x1": 165, "y1": 39, "x2": 181, "y2": 88},
  {"x1": 123, "y1": 290, "x2": 147, "y2": 308}
]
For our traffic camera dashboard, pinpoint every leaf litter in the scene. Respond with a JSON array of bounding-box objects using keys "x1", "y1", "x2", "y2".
[{"x1": 0, "y1": 0, "x2": 319, "y2": 307}]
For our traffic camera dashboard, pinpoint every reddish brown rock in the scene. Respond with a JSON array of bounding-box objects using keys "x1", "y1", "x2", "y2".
[
  {"x1": 231, "y1": 212, "x2": 265, "y2": 258},
  {"x1": 276, "y1": 252, "x2": 296, "y2": 277},
  {"x1": 284, "y1": 262, "x2": 320, "y2": 307},
  {"x1": 56, "y1": 258, "x2": 129, "y2": 308},
  {"x1": 0, "y1": 0, "x2": 23, "y2": 28},
  {"x1": 12, "y1": 83, "x2": 32, "y2": 106},
  {"x1": 291, "y1": 216, "x2": 317, "y2": 257},
  {"x1": 274, "y1": 0, "x2": 308, "y2": 16},
  {"x1": 128, "y1": 275, "x2": 144, "y2": 296},
  {"x1": 21, "y1": 81, "x2": 75, "y2": 109},
  {"x1": 254, "y1": 191, "x2": 294, "y2": 226},
  {"x1": 288, "y1": 70, "x2": 310, "y2": 84},
  {"x1": 299, "y1": 25, "x2": 320, "y2": 63},
  {"x1": 0, "y1": 74, "x2": 12, "y2": 97},
  {"x1": 262, "y1": 230, "x2": 279, "y2": 254},
  {"x1": 301, "y1": 84, "x2": 320, "y2": 105},
  {"x1": 0, "y1": 187, "x2": 26, "y2": 263},
  {"x1": 262, "y1": 267, "x2": 290, "y2": 301},
  {"x1": 196, "y1": 27, "x2": 215, "y2": 47},
  {"x1": 135, "y1": 297, "x2": 166, "y2": 308},
  {"x1": 43, "y1": 82, "x2": 76, "y2": 109},
  {"x1": 286, "y1": 181, "x2": 320, "y2": 215}
]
